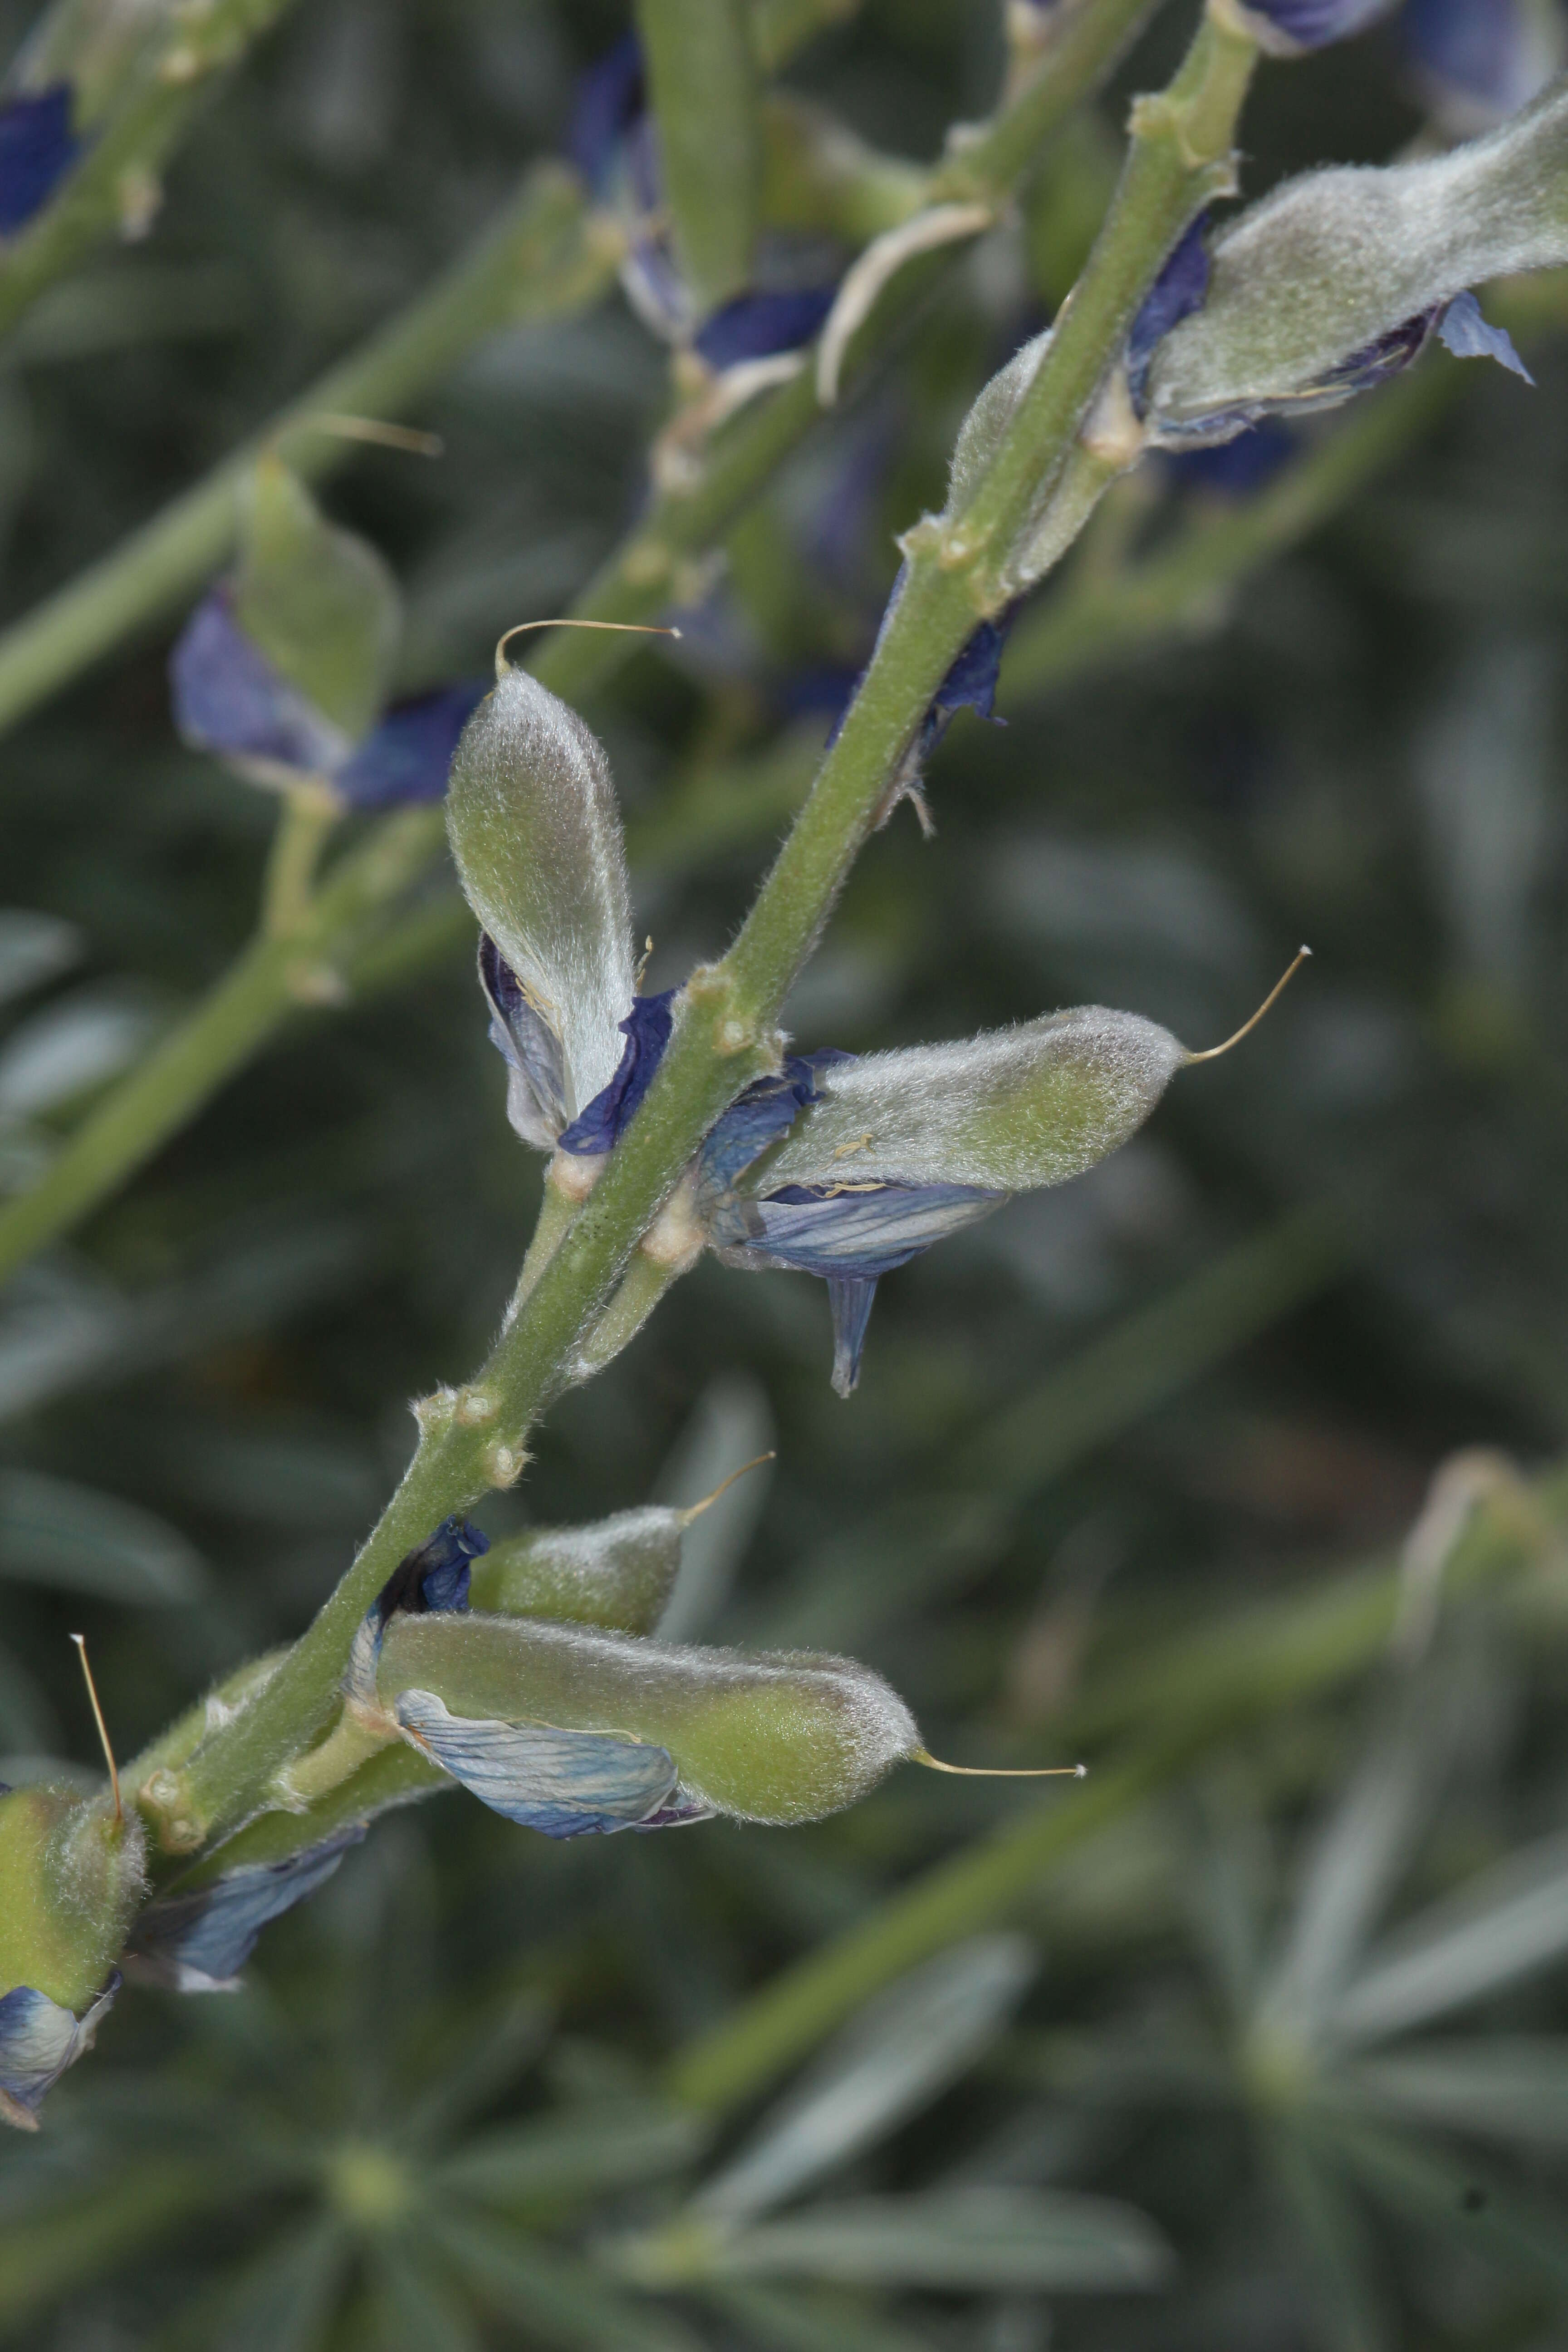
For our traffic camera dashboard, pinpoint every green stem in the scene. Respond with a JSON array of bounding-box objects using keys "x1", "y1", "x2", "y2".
[
  {"x1": 260, "y1": 788, "x2": 340, "y2": 938},
  {"x1": 0, "y1": 0, "x2": 305, "y2": 346},
  {"x1": 0, "y1": 163, "x2": 610, "y2": 739},
  {"x1": 159, "y1": 2, "x2": 1266, "y2": 1855},
  {"x1": 663, "y1": 1469, "x2": 1564, "y2": 2113},
  {"x1": 634, "y1": 0, "x2": 762, "y2": 310},
  {"x1": 0, "y1": 807, "x2": 444, "y2": 1284}
]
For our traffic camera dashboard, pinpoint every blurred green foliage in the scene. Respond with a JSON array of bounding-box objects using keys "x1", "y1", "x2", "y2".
[{"x1": 3, "y1": 0, "x2": 1568, "y2": 2343}]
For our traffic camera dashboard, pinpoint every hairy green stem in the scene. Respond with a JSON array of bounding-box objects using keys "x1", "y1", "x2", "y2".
[
  {"x1": 664, "y1": 1465, "x2": 1567, "y2": 2113},
  {"x1": 0, "y1": 164, "x2": 611, "y2": 738},
  {"x1": 0, "y1": 0, "x2": 304, "y2": 345},
  {"x1": 155, "y1": 2, "x2": 1264, "y2": 1853}
]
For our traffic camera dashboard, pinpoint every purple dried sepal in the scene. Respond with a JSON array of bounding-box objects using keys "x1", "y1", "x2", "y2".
[
  {"x1": 170, "y1": 589, "x2": 347, "y2": 779},
  {"x1": 714, "y1": 1177, "x2": 1004, "y2": 1281},
  {"x1": 0, "y1": 1972, "x2": 117, "y2": 2122},
  {"x1": 1436, "y1": 290, "x2": 1533, "y2": 382},
  {"x1": 392, "y1": 1693, "x2": 681, "y2": 1838},
  {"x1": 693, "y1": 285, "x2": 839, "y2": 372},
  {"x1": 333, "y1": 680, "x2": 487, "y2": 809},
  {"x1": 372, "y1": 1516, "x2": 487, "y2": 1630},
  {"x1": 479, "y1": 936, "x2": 569, "y2": 1149},
  {"x1": 926, "y1": 610, "x2": 1015, "y2": 750},
  {"x1": 126, "y1": 1833, "x2": 364, "y2": 1993},
  {"x1": 566, "y1": 31, "x2": 645, "y2": 189},
  {"x1": 0, "y1": 84, "x2": 79, "y2": 235},
  {"x1": 827, "y1": 1274, "x2": 878, "y2": 1398},
  {"x1": 558, "y1": 989, "x2": 678, "y2": 1156},
  {"x1": 1127, "y1": 217, "x2": 1210, "y2": 416}
]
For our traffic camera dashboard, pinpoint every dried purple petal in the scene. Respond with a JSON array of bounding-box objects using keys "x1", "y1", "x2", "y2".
[{"x1": 0, "y1": 84, "x2": 78, "y2": 235}]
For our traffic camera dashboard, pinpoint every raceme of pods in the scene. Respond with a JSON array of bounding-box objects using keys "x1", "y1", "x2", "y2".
[
  {"x1": 0, "y1": 1784, "x2": 143, "y2": 2128},
  {"x1": 448, "y1": 655, "x2": 1307, "y2": 1393}
]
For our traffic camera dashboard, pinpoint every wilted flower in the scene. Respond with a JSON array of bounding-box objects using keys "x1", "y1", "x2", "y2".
[
  {"x1": 171, "y1": 455, "x2": 485, "y2": 808},
  {"x1": 125, "y1": 1828, "x2": 365, "y2": 1994}
]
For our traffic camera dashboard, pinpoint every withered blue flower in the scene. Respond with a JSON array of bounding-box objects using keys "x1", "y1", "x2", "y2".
[{"x1": 0, "y1": 83, "x2": 78, "y2": 235}]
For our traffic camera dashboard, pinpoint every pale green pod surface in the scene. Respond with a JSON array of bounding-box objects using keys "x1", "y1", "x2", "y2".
[
  {"x1": 0, "y1": 1784, "x2": 144, "y2": 2012},
  {"x1": 446, "y1": 670, "x2": 637, "y2": 1118},
  {"x1": 377, "y1": 1616, "x2": 919, "y2": 1826},
  {"x1": 233, "y1": 457, "x2": 401, "y2": 743},
  {"x1": 468, "y1": 1507, "x2": 685, "y2": 1637},
  {"x1": 748, "y1": 1009, "x2": 1185, "y2": 1196}
]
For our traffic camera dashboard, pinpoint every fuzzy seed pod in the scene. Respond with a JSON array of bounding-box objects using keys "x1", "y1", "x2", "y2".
[
  {"x1": 0, "y1": 1784, "x2": 144, "y2": 2128},
  {"x1": 747, "y1": 1009, "x2": 1186, "y2": 1196},
  {"x1": 447, "y1": 666, "x2": 636, "y2": 1120},
  {"x1": 468, "y1": 1507, "x2": 686, "y2": 1636},
  {"x1": 377, "y1": 1614, "x2": 919, "y2": 1827}
]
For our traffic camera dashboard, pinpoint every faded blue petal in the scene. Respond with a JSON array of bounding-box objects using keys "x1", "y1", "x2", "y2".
[
  {"x1": 1436, "y1": 289, "x2": 1534, "y2": 382},
  {"x1": 1240, "y1": 0, "x2": 1393, "y2": 46},
  {"x1": 694, "y1": 286, "x2": 838, "y2": 372},
  {"x1": 333, "y1": 680, "x2": 488, "y2": 809},
  {"x1": 566, "y1": 30, "x2": 643, "y2": 189},
  {"x1": 700, "y1": 1051, "x2": 852, "y2": 1196},
  {"x1": 1402, "y1": 0, "x2": 1559, "y2": 118},
  {"x1": 558, "y1": 990, "x2": 677, "y2": 1156},
  {"x1": 1166, "y1": 418, "x2": 1296, "y2": 495},
  {"x1": 392, "y1": 1690, "x2": 679, "y2": 1836},
  {"x1": 827, "y1": 1275, "x2": 878, "y2": 1398},
  {"x1": 926, "y1": 612, "x2": 1014, "y2": 751},
  {"x1": 1127, "y1": 218, "x2": 1210, "y2": 416},
  {"x1": 126, "y1": 1832, "x2": 365, "y2": 1994},
  {"x1": 170, "y1": 588, "x2": 348, "y2": 780},
  {"x1": 0, "y1": 1973, "x2": 116, "y2": 2126},
  {"x1": 0, "y1": 85, "x2": 79, "y2": 235},
  {"x1": 480, "y1": 935, "x2": 569, "y2": 1150},
  {"x1": 713, "y1": 1177, "x2": 1004, "y2": 1280}
]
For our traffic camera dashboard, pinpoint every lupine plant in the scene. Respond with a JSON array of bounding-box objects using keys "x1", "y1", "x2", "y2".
[{"x1": 6, "y1": 0, "x2": 1568, "y2": 2340}]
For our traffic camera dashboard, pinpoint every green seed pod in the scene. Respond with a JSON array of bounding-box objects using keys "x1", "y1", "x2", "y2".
[
  {"x1": 469, "y1": 1509, "x2": 683, "y2": 1636},
  {"x1": 468, "y1": 1463, "x2": 770, "y2": 1637},
  {"x1": 0, "y1": 1784, "x2": 144, "y2": 2014},
  {"x1": 446, "y1": 656, "x2": 636, "y2": 1120},
  {"x1": 233, "y1": 457, "x2": 400, "y2": 742},
  {"x1": 750, "y1": 1009, "x2": 1185, "y2": 1196},
  {"x1": 377, "y1": 1615, "x2": 919, "y2": 1826}
]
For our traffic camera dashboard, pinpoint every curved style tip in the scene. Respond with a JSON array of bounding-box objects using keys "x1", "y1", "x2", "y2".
[
  {"x1": 1185, "y1": 945, "x2": 1312, "y2": 1066},
  {"x1": 677, "y1": 1452, "x2": 778, "y2": 1526},
  {"x1": 69, "y1": 1634, "x2": 122, "y2": 1825},
  {"x1": 304, "y1": 414, "x2": 446, "y2": 457},
  {"x1": 910, "y1": 1747, "x2": 1087, "y2": 1780},
  {"x1": 493, "y1": 618, "x2": 683, "y2": 684}
]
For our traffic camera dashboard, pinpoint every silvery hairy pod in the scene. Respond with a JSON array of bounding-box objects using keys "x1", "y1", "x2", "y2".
[
  {"x1": 1142, "y1": 80, "x2": 1568, "y2": 443},
  {"x1": 448, "y1": 652, "x2": 638, "y2": 1144},
  {"x1": 371, "y1": 1611, "x2": 921, "y2": 1832},
  {"x1": 699, "y1": 962, "x2": 1306, "y2": 1396},
  {"x1": 470, "y1": 1461, "x2": 768, "y2": 1637},
  {"x1": 0, "y1": 1782, "x2": 144, "y2": 2128}
]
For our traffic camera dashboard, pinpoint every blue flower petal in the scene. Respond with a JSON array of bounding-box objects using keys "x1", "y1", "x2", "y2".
[
  {"x1": 558, "y1": 989, "x2": 677, "y2": 1156},
  {"x1": 1241, "y1": 0, "x2": 1393, "y2": 46},
  {"x1": 126, "y1": 1832, "x2": 365, "y2": 1994},
  {"x1": 392, "y1": 1690, "x2": 679, "y2": 1836},
  {"x1": 1436, "y1": 290, "x2": 1534, "y2": 382},
  {"x1": 333, "y1": 680, "x2": 488, "y2": 809},
  {"x1": 1127, "y1": 217, "x2": 1211, "y2": 416},
  {"x1": 693, "y1": 286, "x2": 839, "y2": 372},
  {"x1": 700, "y1": 1050, "x2": 853, "y2": 1196},
  {"x1": 827, "y1": 1274, "x2": 878, "y2": 1398},
  {"x1": 170, "y1": 588, "x2": 348, "y2": 781},
  {"x1": 0, "y1": 84, "x2": 80, "y2": 236},
  {"x1": 348, "y1": 1517, "x2": 487, "y2": 1706},
  {"x1": 713, "y1": 1177, "x2": 1004, "y2": 1279},
  {"x1": 480, "y1": 935, "x2": 569, "y2": 1151},
  {"x1": 566, "y1": 31, "x2": 644, "y2": 190},
  {"x1": 0, "y1": 1973, "x2": 116, "y2": 2127}
]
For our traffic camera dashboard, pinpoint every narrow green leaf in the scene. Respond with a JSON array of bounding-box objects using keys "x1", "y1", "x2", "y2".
[
  {"x1": 365, "y1": 2243, "x2": 483, "y2": 2352},
  {"x1": 0, "y1": 1466, "x2": 206, "y2": 1602},
  {"x1": 434, "y1": 2099, "x2": 707, "y2": 2209},
  {"x1": 701, "y1": 2279, "x2": 936, "y2": 2352},
  {"x1": 1345, "y1": 2038, "x2": 1568, "y2": 2150},
  {"x1": 1333, "y1": 1829, "x2": 1568, "y2": 2046},
  {"x1": 1265, "y1": 2124, "x2": 1393, "y2": 2352},
  {"x1": 431, "y1": 2213, "x2": 705, "y2": 2352},
  {"x1": 1330, "y1": 2119, "x2": 1568, "y2": 2290}
]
